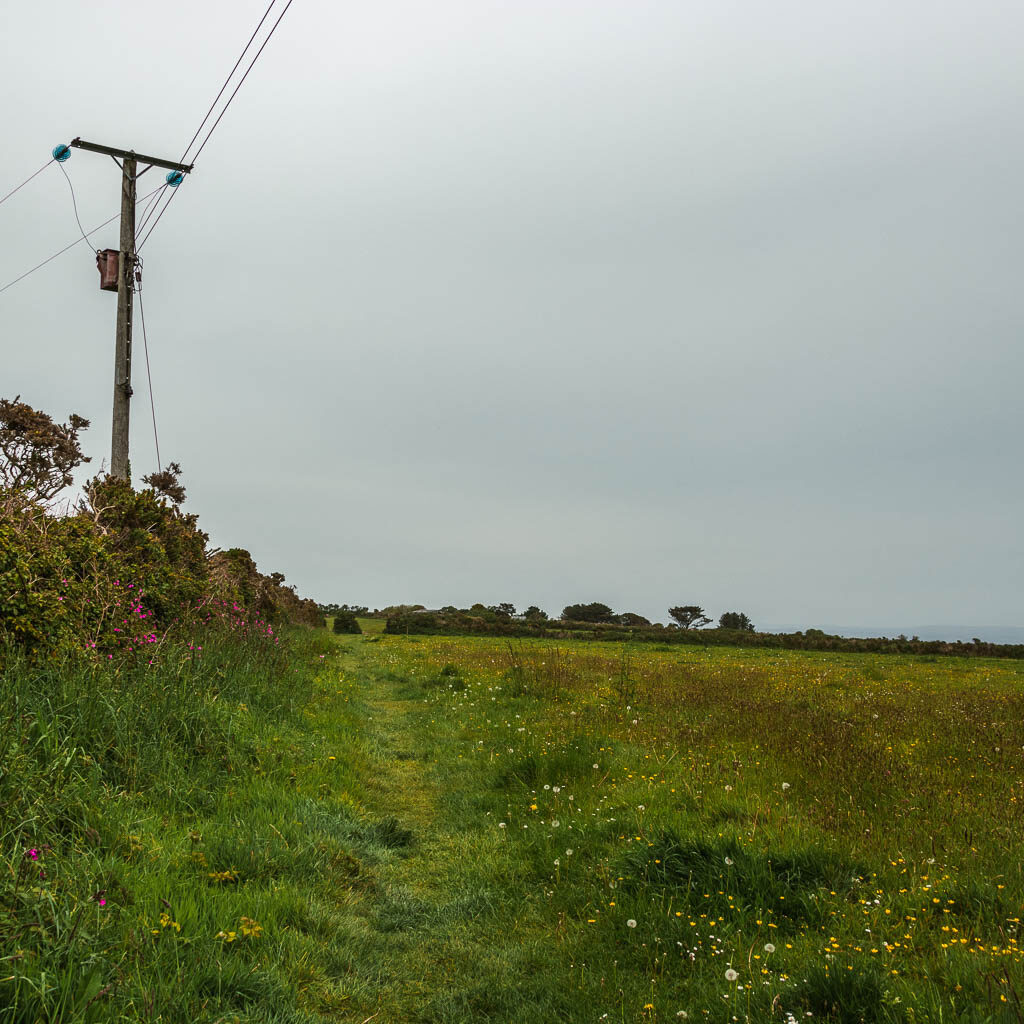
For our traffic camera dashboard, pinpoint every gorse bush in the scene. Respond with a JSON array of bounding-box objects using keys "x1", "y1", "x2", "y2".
[
  {"x1": 0, "y1": 396, "x2": 89, "y2": 502},
  {"x1": 0, "y1": 397, "x2": 323, "y2": 663}
]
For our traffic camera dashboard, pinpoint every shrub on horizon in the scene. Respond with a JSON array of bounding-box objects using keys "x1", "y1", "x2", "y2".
[
  {"x1": 561, "y1": 602, "x2": 616, "y2": 624},
  {"x1": 332, "y1": 610, "x2": 362, "y2": 634}
]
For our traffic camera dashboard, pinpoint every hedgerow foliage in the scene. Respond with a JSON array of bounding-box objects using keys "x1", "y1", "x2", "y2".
[{"x1": 0, "y1": 397, "x2": 323, "y2": 663}]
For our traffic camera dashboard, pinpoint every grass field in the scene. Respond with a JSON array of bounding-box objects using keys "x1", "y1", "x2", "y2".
[
  {"x1": 4, "y1": 630, "x2": 1023, "y2": 1022},
  {"x1": 353, "y1": 635, "x2": 1024, "y2": 1023}
]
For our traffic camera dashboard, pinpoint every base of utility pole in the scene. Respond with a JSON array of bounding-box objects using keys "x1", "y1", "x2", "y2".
[{"x1": 110, "y1": 156, "x2": 137, "y2": 481}]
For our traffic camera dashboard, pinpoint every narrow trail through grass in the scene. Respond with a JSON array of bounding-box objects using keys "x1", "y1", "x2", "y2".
[{"x1": 331, "y1": 637, "x2": 580, "y2": 1023}]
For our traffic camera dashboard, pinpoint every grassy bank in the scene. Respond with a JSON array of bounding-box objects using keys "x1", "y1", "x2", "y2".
[
  {"x1": 1, "y1": 625, "x2": 375, "y2": 1023},
  {"x1": 4, "y1": 631, "x2": 1022, "y2": 1022}
]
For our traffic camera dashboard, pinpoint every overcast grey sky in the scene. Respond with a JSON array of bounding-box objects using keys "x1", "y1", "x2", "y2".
[{"x1": 3, "y1": 1, "x2": 1022, "y2": 632}]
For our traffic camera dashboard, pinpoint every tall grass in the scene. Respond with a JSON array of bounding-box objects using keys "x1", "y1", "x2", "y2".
[{"x1": 0, "y1": 624, "x2": 337, "y2": 1023}]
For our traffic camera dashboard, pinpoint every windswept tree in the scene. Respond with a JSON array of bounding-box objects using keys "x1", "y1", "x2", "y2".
[
  {"x1": 668, "y1": 605, "x2": 712, "y2": 629},
  {"x1": 719, "y1": 611, "x2": 755, "y2": 632},
  {"x1": 522, "y1": 605, "x2": 549, "y2": 622},
  {"x1": 0, "y1": 396, "x2": 89, "y2": 503},
  {"x1": 561, "y1": 602, "x2": 616, "y2": 623}
]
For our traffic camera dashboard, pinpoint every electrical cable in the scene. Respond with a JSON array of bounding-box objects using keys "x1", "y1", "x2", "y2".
[
  {"x1": 58, "y1": 162, "x2": 97, "y2": 250},
  {"x1": 0, "y1": 158, "x2": 53, "y2": 209},
  {"x1": 137, "y1": 0, "x2": 296, "y2": 252},
  {"x1": 134, "y1": 180, "x2": 180, "y2": 253},
  {"x1": 179, "y1": 0, "x2": 280, "y2": 165},
  {"x1": 189, "y1": 0, "x2": 295, "y2": 166},
  {"x1": 134, "y1": 0, "x2": 280, "y2": 244},
  {"x1": 136, "y1": 277, "x2": 162, "y2": 473},
  {"x1": 134, "y1": 183, "x2": 168, "y2": 244},
  {"x1": 0, "y1": 184, "x2": 163, "y2": 297}
]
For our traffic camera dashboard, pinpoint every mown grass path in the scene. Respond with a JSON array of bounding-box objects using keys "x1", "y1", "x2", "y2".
[{"x1": 332, "y1": 638, "x2": 572, "y2": 1023}]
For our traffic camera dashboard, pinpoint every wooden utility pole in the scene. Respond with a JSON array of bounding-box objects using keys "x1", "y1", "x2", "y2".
[
  {"x1": 111, "y1": 154, "x2": 136, "y2": 480},
  {"x1": 69, "y1": 138, "x2": 192, "y2": 480}
]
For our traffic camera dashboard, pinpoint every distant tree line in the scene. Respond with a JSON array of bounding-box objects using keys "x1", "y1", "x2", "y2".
[
  {"x1": 317, "y1": 600, "x2": 754, "y2": 631},
  {"x1": 318, "y1": 603, "x2": 368, "y2": 617},
  {"x1": 380, "y1": 601, "x2": 1022, "y2": 660},
  {"x1": 323, "y1": 598, "x2": 1021, "y2": 660}
]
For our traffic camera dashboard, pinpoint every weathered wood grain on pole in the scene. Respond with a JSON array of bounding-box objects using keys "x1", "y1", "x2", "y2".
[{"x1": 111, "y1": 156, "x2": 136, "y2": 481}]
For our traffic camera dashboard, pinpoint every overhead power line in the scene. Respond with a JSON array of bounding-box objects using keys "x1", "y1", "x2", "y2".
[
  {"x1": 137, "y1": 0, "x2": 296, "y2": 252},
  {"x1": 0, "y1": 184, "x2": 163, "y2": 297},
  {"x1": 180, "y1": 0, "x2": 281, "y2": 165},
  {"x1": 133, "y1": 0, "x2": 277, "y2": 245},
  {"x1": 0, "y1": 157, "x2": 55, "y2": 209},
  {"x1": 190, "y1": 0, "x2": 296, "y2": 167}
]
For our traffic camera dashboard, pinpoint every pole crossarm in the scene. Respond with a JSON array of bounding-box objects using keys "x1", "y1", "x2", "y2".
[{"x1": 69, "y1": 138, "x2": 193, "y2": 175}]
